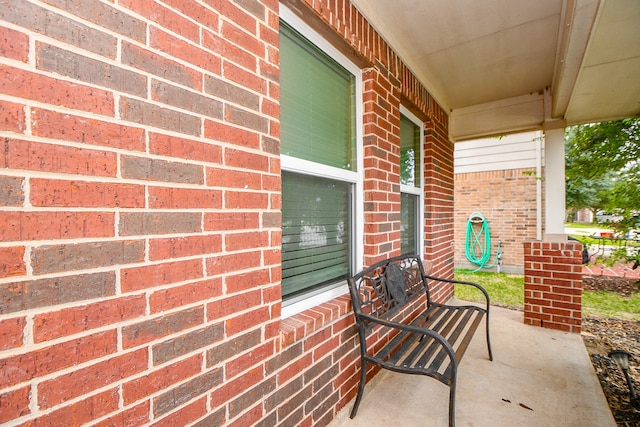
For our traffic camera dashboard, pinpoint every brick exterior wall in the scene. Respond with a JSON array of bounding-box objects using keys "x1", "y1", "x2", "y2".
[
  {"x1": 0, "y1": 1, "x2": 453, "y2": 425},
  {"x1": 454, "y1": 168, "x2": 540, "y2": 273},
  {"x1": 523, "y1": 241, "x2": 583, "y2": 333},
  {"x1": 362, "y1": 67, "x2": 402, "y2": 264}
]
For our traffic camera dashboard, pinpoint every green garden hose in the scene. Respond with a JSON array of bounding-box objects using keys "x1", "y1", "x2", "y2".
[{"x1": 465, "y1": 212, "x2": 501, "y2": 272}]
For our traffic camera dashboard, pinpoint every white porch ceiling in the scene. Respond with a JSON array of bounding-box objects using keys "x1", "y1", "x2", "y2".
[{"x1": 350, "y1": 0, "x2": 640, "y2": 141}]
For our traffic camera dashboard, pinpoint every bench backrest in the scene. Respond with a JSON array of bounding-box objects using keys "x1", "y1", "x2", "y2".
[{"x1": 347, "y1": 254, "x2": 431, "y2": 327}]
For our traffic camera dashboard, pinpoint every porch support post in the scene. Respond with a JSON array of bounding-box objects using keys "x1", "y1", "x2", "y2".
[
  {"x1": 543, "y1": 127, "x2": 566, "y2": 238},
  {"x1": 523, "y1": 125, "x2": 583, "y2": 333}
]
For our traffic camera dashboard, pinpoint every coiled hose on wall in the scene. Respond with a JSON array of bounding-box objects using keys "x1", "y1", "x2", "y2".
[{"x1": 465, "y1": 212, "x2": 502, "y2": 272}]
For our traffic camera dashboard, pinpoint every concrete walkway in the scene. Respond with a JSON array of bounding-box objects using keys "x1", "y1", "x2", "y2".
[{"x1": 332, "y1": 304, "x2": 616, "y2": 427}]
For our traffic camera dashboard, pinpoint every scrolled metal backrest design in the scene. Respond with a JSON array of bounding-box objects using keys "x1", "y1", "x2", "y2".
[{"x1": 350, "y1": 255, "x2": 428, "y2": 321}]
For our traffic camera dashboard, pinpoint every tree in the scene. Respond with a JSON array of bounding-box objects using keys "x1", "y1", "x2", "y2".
[
  {"x1": 565, "y1": 118, "x2": 640, "y2": 268},
  {"x1": 565, "y1": 118, "x2": 640, "y2": 216}
]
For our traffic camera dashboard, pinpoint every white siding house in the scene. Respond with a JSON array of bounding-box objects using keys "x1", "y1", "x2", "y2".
[
  {"x1": 454, "y1": 131, "x2": 545, "y2": 272},
  {"x1": 454, "y1": 131, "x2": 544, "y2": 174}
]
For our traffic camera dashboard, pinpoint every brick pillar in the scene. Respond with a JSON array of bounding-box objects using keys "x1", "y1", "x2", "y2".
[{"x1": 524, "y1": 240, "x2": 583, "y2": 333}]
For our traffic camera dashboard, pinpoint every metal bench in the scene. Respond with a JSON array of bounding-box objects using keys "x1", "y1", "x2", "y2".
[{"x1": 347, "y1": 254, "x2": 493, "y2": 427}]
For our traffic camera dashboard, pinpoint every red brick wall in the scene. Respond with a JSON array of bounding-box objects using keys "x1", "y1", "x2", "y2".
[
  {"x1": 362, "y1": 67, "x2": 402, "y2": 264},
  {"x1": 454, "y1": 168, "x2": 539, "y2": 273},
  {"x1": 0, "y1": 1, "x2": 452, "y2": 425},
  {"x1": 424, "y1": 118, "x2": 456, "y2": 295},
  {"x1": 524, "y1": 241, "x2": 583, "y2": 333}
]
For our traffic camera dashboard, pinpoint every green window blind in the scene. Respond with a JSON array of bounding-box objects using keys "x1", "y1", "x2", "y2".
[
  {"x1": 279, "y1": 21, "x2": 356, "y2": 171},
  {"x1": 279, "y1": 19, "x2": 358, "y2": 300},
  {"x1": 400, "y1": 114, "x2": 421, "y2": 187},
  {"x1": 281, "y1": 172, "x2": 352, "y2": 299}
]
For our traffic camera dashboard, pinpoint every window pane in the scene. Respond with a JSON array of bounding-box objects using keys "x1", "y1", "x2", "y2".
[
  {"x1": 400, "y1": 114, "x2": 421, "y2": 187},
  {"x1": 279, "y1": 21, "x2": 356, "y2": 171},
  {"x1": 401, "y1": 193, "x2": 418, "y2": 255},
  {"x1": 281, "y1": 172, "x2": 352, "y2": 299}
]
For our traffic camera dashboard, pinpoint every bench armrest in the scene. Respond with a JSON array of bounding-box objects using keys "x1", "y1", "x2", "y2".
[{"x1": 424, "y1": 274, "x2": 491, "y2": 310}]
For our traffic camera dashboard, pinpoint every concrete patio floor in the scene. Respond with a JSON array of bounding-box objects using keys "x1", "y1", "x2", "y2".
[{"x1": 332, "y1": 304, "x2": 616, "y2": 427}]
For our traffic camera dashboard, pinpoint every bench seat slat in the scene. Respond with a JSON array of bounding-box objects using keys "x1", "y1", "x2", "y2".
[
  {"x1": 443, "y1": 311, "x2": 485, "y2": 378},
  {"x1": 379, "y1": 305, "x2": 482, "y2": 375},
  {"x1": 402, "y1": 311, "x2": 448, "y2": 366},
  {"x1": 380, "y1": 304, "x2": 451, "y2": 365},
  {"x1": 426, "y1": 309, "x2": 483, "y2": 373},
  {"x1": 374, "y1": 303, "x2": 439, "y2": 362},
  {"x1": 453, "y1": 309, "x2": 484, "y2": 360},
  {"x1": 405, "y1": 307, "x2": 466, "y2": 370}
]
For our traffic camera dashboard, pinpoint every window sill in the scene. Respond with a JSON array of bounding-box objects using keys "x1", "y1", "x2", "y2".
[
  {"x1": 280, "y1": 293, "x2": 352, "y2": 349},
  {"x1": 281, "y1": 282, "x2": 348, "y2": 318}
]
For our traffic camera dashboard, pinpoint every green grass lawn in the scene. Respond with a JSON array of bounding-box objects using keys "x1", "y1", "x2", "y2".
[
  {"x1": 454, "y1": 270, "x2": 524, "y2": 308},
  {"x1": 566, "y1": 222, "x2": 602, "y2": 229},
  {"x1": 582, "y1": 291, "x2": 640, "y2": 320},
  {"x1": 454, "y1": 270, "x2": 640, "y2": 320}
]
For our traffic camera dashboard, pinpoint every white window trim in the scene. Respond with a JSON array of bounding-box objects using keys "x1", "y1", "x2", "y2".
[
  {"x1": 400, "y1": 184, "x2": 422, "y2": 196},
  {"x1": 400, "y1": 105, "x2": 424, "y2": 258},
  {"x1": 280, "y1": 5, "x2": 363, "y2": 318},
  {"x1": 281, "y1": 155, "x2": 359, "y2": 184}
]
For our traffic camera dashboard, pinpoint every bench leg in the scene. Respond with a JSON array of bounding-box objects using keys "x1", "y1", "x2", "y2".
[
  {"x1": 350, "y1": 358, "x2": 367, "y2": 418},
  {"x1": 485, "y1": 311, "x2": 493, "y2": 361},
  {"x1": 449, "y1": 382, "x2": 456, "y2": 427},
  {"x1": 449, "y1": 360, "x2": 458, "y2": 427}
]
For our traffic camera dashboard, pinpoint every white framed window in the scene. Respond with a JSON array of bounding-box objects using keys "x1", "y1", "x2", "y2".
[
  {"x1": 399, "y1": 106, "x2": 424, "y2": 257},
  {"x1": 279, "y1": 6, "x2": 363, "y2": 316}
]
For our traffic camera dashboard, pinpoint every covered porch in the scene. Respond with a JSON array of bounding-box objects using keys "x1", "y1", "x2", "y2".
[
  {"x1": 1, "y1": 0, "x2": 638, "y2": 425},
  {"x1": 332, "y1": 305, "x2": 616, "y2": 427},
  {"x1": 351, "y1": 0, "x2": 640, "y2": 334}
]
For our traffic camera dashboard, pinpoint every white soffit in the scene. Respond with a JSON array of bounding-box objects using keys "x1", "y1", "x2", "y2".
[
  {"x1": 450, "y1": 93, "x2": 544, "y2": 141},
  {"x1": 564, "y1": 0, "x2": 640, "y2": 124},
  {"x1": 351, "y1": 0, "x2": 640, "y2": 141},
  {"x1": 351, "y1": 0, "x2": 561, "y2": 111}
]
